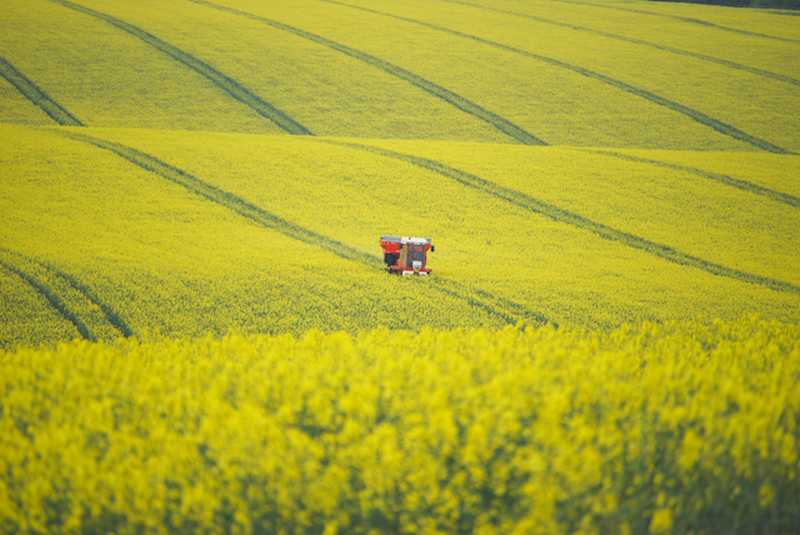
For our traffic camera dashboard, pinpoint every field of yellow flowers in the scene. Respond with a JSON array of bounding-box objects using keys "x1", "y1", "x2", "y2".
[
  {"x1": 2, "y1": 0, "x2": 798, "y2": 149},
  {"x1": 1, "y1": 1, "x2": 799, "y2": 532},
  {"x1": 2, "y1": 123, "x2": 799, "y2": 348},
  {"x1": 1, "y1": 318, "x2": 797, "y2": 533}
]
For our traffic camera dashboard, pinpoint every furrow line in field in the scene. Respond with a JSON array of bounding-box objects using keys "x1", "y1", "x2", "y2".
[
  {"x1": 0, "y1": 258, "x2": 94, "y2": 341},
  {"x1": 189, "y1": 0, "x2": 546, "y2": 146},
  {"x1": 57, "y1": 130, "x2": 551, "y2": 326},
  {"x1": 320, "y1": 0, "x2": 791, "y2": 154},
  {"x1": 470, "y1": 287, "x2": 547, "y2": 323},
  {"x1": 441, "y1": 0, "x2": 800, "y2": 88},
  {"x1": 585, "y1": 150, "x2": 800, "y2": 209},
  {"x1": 0, "y1": 57, "x2": 84, "y2": 126},
  {"x1": 551, "y1": 0, "x2": 800, "y2": 44},
  {"x1": 320, "y1": 139, "x2": 800, "y2": 294},
  {"x1": 48, "y1": 0, "x2": 311, "y2": 135},
  {"x1": 1, "y1": 248, "x2": 133, "y2": 338}
]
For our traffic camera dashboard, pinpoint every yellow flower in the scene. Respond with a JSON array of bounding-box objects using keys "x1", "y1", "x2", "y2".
[
  {"x1": 649, "y1": 507, "x2": 673, "y2": 534},
  {"x1": 678, "y1": 430, "x2": 703, "y2": 471},
  {"x1": 759, "y1": 483, "x2": 774, "y2": 508}
]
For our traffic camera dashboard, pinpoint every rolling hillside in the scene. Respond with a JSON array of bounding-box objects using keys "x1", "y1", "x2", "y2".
[
  {"x1": 1, "y1": 0, "x2": 799, "y2": 347},
  {"x1": 2, "y1": 2, "x2": 800, "y2": 533}
]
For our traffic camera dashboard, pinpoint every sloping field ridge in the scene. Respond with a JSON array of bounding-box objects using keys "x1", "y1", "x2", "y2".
[
  {"x1": 48, "y1": 0, "x2": 312, "y2": 135},
  {"x1": 56, "y1": 130, "x2": 552, "y2": 327},
  {"x1": 585, "y1": 149, "x2": 800, "y2": 209},
  {"x1": 320, "y1": 139, "x2": 800, "y2": 294},
  {"x1": 190, "y1": 0, "x2": 546, "y2": 145},
  {"x1": 553, "y1": 0, "x2": 800, "y2": 44},
  {"x1": 0, "y1": 257, "x2": 93, "y2": 340},
  {"x1": 322, "y1": 0, "x2": 792, "y2": 154},
  {"x1": 443, "y1": 0, "x2": 800, "y2": 88},
  {"x1": 0, "y1": 57, "x2": 83, "y2": 126}
]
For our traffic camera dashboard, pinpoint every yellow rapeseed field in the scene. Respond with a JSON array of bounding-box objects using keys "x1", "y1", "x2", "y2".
[
  {"x1": 1, "y1": 318, "x2": 797, "y2": 533},
  {"x1": 2, "y1": 124, "x2": 799, "y2": 347},
  {"x1": 334, "y1": 0, "x2": 799, "y2": 151},
  {"x1": 0, "y1": 77, "x2": 49, "y2": 126},
  {"x1": 526, "y1": 0, "x2": 800, "y2": 45},
  {"x1": 0, "y1": 0, "x2": 280, "y2": 133},
  {"x1": 1, "y1": 1, "x2": 799, "y2": 532},
  {"x1": 1, "y1": 0, "x2": 797, "y2": 147},
  {"x1": 1, "y1": 125, "x2": 512, "y2": 348}
]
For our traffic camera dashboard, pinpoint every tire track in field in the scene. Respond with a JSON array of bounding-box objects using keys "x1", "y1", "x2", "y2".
[
  {"x1": 320, "y1": 0, "x2": 791, "y2": 154},
  {"x1": 48, "y1": 0, "x2": 311, "y2": 135},
  {"x1": 56, "y1": 130, "x2": 551, "y2": 327},
  {"x1": 319, "y1": 139, "x2": 800, "y2": 295},
  {"x1": 551, "y1": 0, "x2": 800, "y2": 44},
  {"x1": 188, "y1": 0, "x2": 546, "y2": 146},
  {"x1": 0, "y1": 258, "x2": 93, "y2": 341},
  {"x1": 441, "y1": 0, "x2": 800, "y2": 88},
  {"x1": 584, "y1": 149, "x2": 800, "y2": 209},
  {"x1": 0, "y1": 57, "x2": 84, "y2": 126},
  {"x1": 0, "y1": 248, "x2": 133, "y2": 338}
]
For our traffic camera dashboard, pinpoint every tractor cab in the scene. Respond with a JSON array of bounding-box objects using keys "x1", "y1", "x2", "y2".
[{"x1": 380, "y1": 235, "x2": 434, "y2": 276}]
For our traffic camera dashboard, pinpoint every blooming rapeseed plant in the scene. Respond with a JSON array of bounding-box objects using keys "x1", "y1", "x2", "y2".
[{"x1": 0, "y1": 317, "x2": 797, "y2": 533}]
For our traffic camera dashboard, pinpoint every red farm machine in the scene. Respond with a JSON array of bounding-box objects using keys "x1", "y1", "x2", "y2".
[{"x1": 380, "y1": 235, "x2": 435, "y2": 276}]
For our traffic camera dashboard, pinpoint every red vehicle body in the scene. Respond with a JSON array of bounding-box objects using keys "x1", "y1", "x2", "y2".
[{"x1": 380, "y1": 235, "x2": 434, "y2": 275}]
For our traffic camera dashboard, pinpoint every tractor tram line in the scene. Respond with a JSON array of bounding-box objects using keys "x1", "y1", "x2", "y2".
[
  {"x1": 189, "y1": 0, "x2": 546, "y2": 146},
  {"x1": 56, "y1": 130, "x2": 552, "y2": 328},
  {"x1": 0, "y1": 57, "x2": 84, "y2": 126},
  {"x1": 551, "y1": 0, "x2": 800, "y2": 44},
  {"x1": 320, "y1": 0, "x2": 791, "y2": 154},
  {"x1": 49, "y1": 0, "x2": 312, "y2": 135},
  {"x1": 318, "y1": 139, "x2": 800, "y2": 295},
  {"x1": 0, "y1": 248, "x2": 133, "y2": 340},
  {"x1": 0, "y1": 256, "x2": 95, "y2": 341},
  {"x1": 441, "y1": 0, "x2": 800, "y2": 88},
  {"x1": 583, "y1": 149, "x2": 800, "y2": 209}
]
